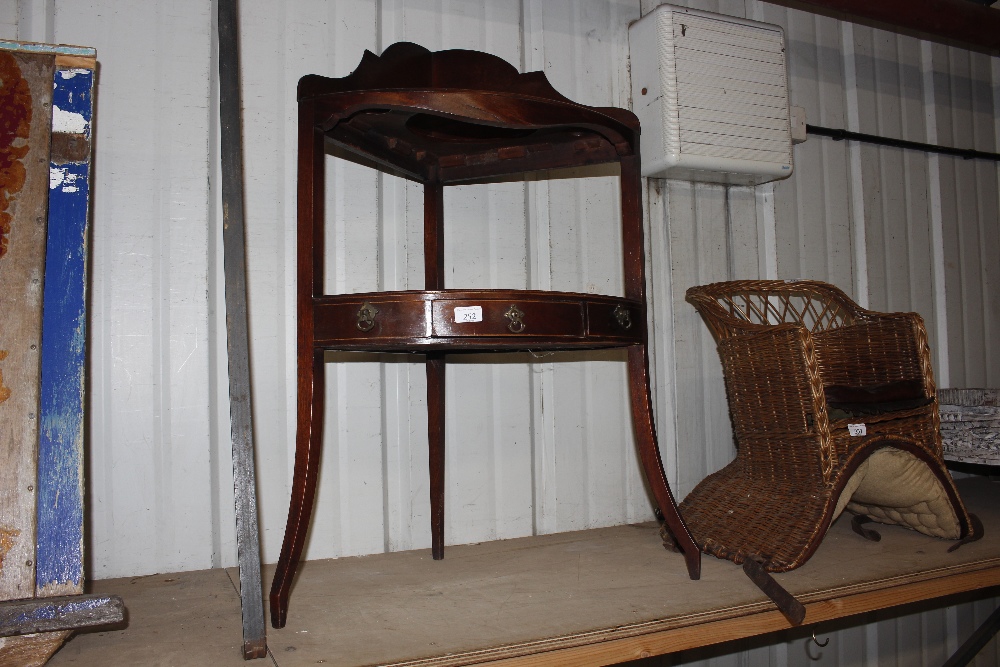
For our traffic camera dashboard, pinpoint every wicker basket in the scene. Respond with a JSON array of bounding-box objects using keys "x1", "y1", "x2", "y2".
[
  {"x1": 683, "y1": 280, "x2": 979, "y2": 572},
  {"x1": 938, "y1": 388, "x2": 1000, "y2": 466}
]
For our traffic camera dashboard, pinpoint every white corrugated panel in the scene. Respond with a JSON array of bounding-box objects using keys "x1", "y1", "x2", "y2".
[
  {"x1": 44, "y1": 0, "x2": 219, "y2": 577},
  {"x1": 932, "y1": 44, "x2": 1000, "y2": 389},
  {"x1": 15, "y1": 0, "x2": 1000, "y2": 664},
  {"x1": 850, "y1": 26, "x2": 938, "y2": 331},
  {"x1": 0, "y1": 7, "x2": 16, "y2": 40}
]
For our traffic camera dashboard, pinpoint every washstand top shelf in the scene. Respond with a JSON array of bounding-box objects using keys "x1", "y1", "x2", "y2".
[{"x1": 298, "y1": 41, "x2": 641, "y2": 184}]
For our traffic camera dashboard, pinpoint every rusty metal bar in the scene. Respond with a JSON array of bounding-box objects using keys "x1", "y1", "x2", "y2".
[{"x1": 217, "y1": 0, "x2": 268, "y2": 659}]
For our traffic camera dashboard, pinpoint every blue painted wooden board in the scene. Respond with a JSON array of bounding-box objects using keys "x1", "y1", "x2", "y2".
[
  {"x1": 0, "y1": 593, "x2": 123, "y2": 637},
  {"x1": 36, "y1": 65, "x2": 94, "y2": 596}
]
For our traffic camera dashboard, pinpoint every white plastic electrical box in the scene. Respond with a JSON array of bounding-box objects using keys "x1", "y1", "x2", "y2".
[{"x1": 629, "y1": 4, "x2": 793, "y2": 185}]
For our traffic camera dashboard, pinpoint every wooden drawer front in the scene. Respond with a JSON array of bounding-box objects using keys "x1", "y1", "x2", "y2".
[
  {"x1": 432, "y1": 299, "x2": 584, "y2": 338},
  {"x1": 586, "y1": 301, "x2": 644, "y2": 339},
  {"x1": 314, "y1": 298, "x2": 427, "y2": 343}
]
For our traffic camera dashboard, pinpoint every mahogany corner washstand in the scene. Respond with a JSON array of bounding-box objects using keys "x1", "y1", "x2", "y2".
[{"x1": 269, "y1": 42, "x2": 701, "y2": 628}]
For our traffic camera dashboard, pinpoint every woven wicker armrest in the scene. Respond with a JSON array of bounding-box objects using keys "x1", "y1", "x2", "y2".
[
  {"x1": 717, "y1": 324, "x2": 828, "y2": 442},
  {"x1": 812, "y1": 311, "x2": 936, "y2": 400}
]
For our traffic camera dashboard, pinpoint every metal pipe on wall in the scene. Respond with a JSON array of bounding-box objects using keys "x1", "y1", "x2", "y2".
[{"x1": 806, "y1": 124, "x2": 1000, "y2": 162}]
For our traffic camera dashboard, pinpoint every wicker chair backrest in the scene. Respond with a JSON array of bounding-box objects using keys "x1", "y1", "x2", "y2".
[{"x1": 687, "y1": 280, "x2": 862, "y2": 339}]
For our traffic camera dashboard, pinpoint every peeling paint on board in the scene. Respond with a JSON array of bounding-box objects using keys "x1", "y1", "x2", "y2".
[
  {"x1": 50, "y1": 108, "x2": 88, "y2": 136},
  {"x1": 0, "y1": 528, "x2": 19, "y2": 574},
  {"x1": 0, "y1": 51, "x2": 32, "y2": 260},
  {"x1": 48, "y1": 166, "x2": 82, "y2": 193},
  {"x1": 0, "y1": 351, "x2": 10, "y2": 404},
  {"x1": 49, "y1": 69, "x2": 91, "y2": 143},
  {"x1": 0, "y1": 41, "x2": 95, "y2": 58}
]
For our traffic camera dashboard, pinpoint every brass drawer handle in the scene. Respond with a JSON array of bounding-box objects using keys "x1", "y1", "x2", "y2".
[
  {"x1": 357, "y1": 301, "x2": 379, "y2": 332},
  {"x1": 504, "y1": 304, "x2": 525, "y2": 333},
  {"x1": 613, "y1": 304, "x2": 632, "y2": 330}
]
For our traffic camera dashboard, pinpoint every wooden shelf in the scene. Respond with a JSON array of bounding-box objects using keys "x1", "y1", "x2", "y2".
[
  {"x1": 265, "y1": 478, "x2": 1000, "y2": 666},
  {"x1": 52, "y1": 477, "x2": 999, "y2": 666}
]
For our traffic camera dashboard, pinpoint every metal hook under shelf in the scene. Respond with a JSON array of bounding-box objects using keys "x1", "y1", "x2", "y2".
[{"x1": 812, "y1": 630, "x2": 830, "y2": 648}]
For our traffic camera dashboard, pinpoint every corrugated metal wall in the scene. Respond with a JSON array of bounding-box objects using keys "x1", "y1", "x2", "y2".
[{"x1": 4, "y1": 0, "x2": 998, "y2": 664}]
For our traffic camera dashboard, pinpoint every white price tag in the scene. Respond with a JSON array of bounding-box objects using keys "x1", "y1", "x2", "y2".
[
  {"x1": 847, "y1": 423, "x2": 867, "y2": 437},
  {"x1": 454, "y1": 306, "x2": 483, "y2": 323}
]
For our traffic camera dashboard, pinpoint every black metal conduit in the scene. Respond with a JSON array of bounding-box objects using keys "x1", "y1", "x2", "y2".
[{"x1": 806, "y1": 124, "x2": 1000, "y2": 162}]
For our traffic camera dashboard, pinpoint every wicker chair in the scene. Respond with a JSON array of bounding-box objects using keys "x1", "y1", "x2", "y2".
[{"x1": 682, "y1": 280, "x2": 980, "y2": 576}]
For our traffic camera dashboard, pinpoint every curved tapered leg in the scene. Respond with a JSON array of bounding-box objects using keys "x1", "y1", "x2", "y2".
[
  {"x1": 270, "y1": 348, "x2": 326, "y2": 628},
  {"x1": 426, "y1": 353, "x2": 446, "y2": 559},
  {"x1": 627, "y1": 344, "x2": 701, "y2": 580}
]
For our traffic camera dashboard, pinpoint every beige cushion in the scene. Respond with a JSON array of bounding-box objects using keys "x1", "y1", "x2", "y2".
[{"x1": 833, "y1": 447, "x2": 961, "y2": 539}]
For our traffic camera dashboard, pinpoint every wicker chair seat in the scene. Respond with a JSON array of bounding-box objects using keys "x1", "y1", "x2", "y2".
[{"x1": 683, "y1": 280, "x2": 979, "y2": 573}]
